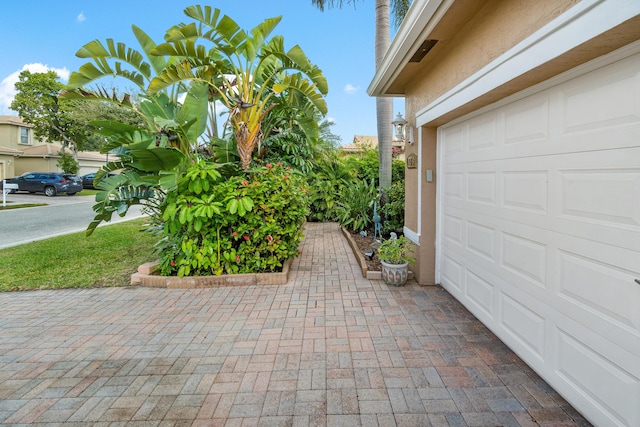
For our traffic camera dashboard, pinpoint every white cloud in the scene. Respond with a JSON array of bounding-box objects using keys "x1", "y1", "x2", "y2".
[
  {"x1": 344, "y1": 83, "x2": 360, "y2": 95},
  {"x1": 77, "y1": 12, "x2": 86, "y2": 23},
  {"x1": 0, "y1": 64, "x2": 70, "y2": 115}
]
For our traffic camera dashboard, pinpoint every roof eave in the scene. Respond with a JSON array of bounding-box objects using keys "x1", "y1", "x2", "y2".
[{"x1": 368, "y1": 0, "x2": 449, "y2": 97}]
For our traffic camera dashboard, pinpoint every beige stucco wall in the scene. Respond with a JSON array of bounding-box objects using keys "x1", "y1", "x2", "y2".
[
  {"x1": 403, "y1": 0, "x2": 579, "y2": 284},
  {"x1": 0, "y1": 156, "x2": 16, "y2": 180},
  {"x1": 15, "y1": 158, "x2": 59, "y2": 176}
]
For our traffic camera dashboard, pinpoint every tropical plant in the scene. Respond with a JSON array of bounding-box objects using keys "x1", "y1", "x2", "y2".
[
  {"x1": 147, "y1": 5, "x2": 328, "y2": 170},
  {"x1": 336, "y1": 178, "x2": 379, "y2": 232},
  {"x1": 377, "y1": 235, "x2": 415, "y2": 265},
  {"x1": 306, "y1": 153, "x2": 353, "y2": 222}
]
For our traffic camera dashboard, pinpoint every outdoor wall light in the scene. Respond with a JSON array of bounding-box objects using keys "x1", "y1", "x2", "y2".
[{"x1": 392, "y1": 112, "x2": 407, "y2": 141}]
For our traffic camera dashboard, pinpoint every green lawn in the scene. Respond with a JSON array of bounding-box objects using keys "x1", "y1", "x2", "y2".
[{"x1": 0, "y1": 218, "x2": 158, "y2": 291}]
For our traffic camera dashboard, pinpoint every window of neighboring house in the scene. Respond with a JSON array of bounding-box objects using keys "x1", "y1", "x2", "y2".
[{"x1": 19, "y1": 127, "x2": 30, "y2": 145}]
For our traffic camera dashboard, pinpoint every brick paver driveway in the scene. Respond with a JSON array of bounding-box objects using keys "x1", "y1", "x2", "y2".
[{"x1": 0, "y1": 223, "x2": 591, "y2": 426}]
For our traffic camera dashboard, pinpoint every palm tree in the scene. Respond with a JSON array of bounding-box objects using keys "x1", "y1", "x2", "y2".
[{"x1": 311, "y1": 0, "x2": 410, "y2": 189}]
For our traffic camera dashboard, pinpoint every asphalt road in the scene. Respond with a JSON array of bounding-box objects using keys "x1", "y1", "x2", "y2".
[{"x1": 0, "y1": 193, "x2": 144, "y2": 250}]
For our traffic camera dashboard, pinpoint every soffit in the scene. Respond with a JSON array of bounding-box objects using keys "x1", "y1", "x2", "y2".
[{"x1": 369, "y1": 0, "x2": 488, "y2": 96}]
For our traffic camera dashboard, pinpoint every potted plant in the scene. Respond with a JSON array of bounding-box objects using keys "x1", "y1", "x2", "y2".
[{"x1": 377, "y1": 236, "x2": 415, "y2": 286}]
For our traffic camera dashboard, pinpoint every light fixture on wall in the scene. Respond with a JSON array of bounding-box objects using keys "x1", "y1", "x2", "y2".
[
  {"x1": 392, "y1": 112, "x2": 407, "y2": 142},
  {"x1": 392, "y1": 112, "x2": 414, "y2": 144}
]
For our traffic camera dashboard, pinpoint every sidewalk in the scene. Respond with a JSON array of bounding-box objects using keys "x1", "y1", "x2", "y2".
[{"x1": 0, "y1": 222, "x2": 591, "y2": 426}]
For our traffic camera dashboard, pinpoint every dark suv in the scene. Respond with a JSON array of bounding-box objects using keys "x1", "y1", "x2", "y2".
[{"x1": 5, "y1": 172, "x2": 83, "y2": 197}]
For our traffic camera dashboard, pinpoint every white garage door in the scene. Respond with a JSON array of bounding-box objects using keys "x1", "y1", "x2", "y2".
[{"x1": 437, "y1": 52, "x2": 640, "y2": 426}]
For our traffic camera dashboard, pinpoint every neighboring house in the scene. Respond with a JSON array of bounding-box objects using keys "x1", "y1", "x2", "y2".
[
  {"x1": 17, "y1": 143, "x2": 112, "y2": 176},
  {"x1": 369, "y1": 0, "x2": 640, "y2": 426},
  {"x1": 340, "y1": 134, "x2": 406, "y2": 160},
  {"x1": 0, "y1": 116, "x2": 33, "y2": 180},
  {"x1": 0, "y1": 115, "x2": 111, "y2": 177},
  {"x1": 339, "y1": 135, "x2": 378, "y2": 154}
]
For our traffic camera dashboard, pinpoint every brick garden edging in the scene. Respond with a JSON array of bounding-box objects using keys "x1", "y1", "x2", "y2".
[
  {"x1": 130, "y1": 258, "x2": 293, "y2": 288},
  {"x1": 341, "y1": 226, "x2": 413, "y2": 281}
]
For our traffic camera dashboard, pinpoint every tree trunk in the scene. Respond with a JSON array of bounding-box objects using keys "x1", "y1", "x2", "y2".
[{"x1": 375, "y1": 0, "x2": 393, "y2": 189}]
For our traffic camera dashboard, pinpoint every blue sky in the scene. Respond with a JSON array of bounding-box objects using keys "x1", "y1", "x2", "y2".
[{"x1": 0, "y1": 1, "x2": 403, "y2": 145}]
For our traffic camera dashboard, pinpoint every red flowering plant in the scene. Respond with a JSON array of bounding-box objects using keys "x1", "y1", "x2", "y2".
[{"x1": 158, "y1": 160, "x2": 309, "y2": 276}]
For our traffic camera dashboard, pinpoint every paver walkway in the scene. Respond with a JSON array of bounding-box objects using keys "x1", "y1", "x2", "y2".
[{"x1": 0, "y1": 222, "x2": 591, "y2": 426}]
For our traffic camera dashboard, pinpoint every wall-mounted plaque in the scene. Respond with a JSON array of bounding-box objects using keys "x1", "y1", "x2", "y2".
[{"x1": 406, "y1": 153, "x2": 417, "y2": 169}]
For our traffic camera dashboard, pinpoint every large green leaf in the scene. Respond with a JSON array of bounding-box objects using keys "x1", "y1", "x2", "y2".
[
  {"x1": 132, "y1": 25, "x2": 167, "y2": 77},
  {"x1": 176, "y1": 82, "x2": 209, "y2": 143},
  {"x1": 130, "y1": 147, "x2": 185, "y2": 171}
]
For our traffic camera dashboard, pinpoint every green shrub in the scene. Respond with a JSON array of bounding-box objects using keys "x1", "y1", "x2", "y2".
[
  {"x1": 56, "y1": 150, "x2": 80, "y2": 174},
  {"x1": 380, "y1": 180, "x2": 405, "y2": 234},
  {"x1": 159, "y1": 161, "x2": 309, "y2": 276},
  {"x1": 336, "y1": 179, "x2": 379, "y2": 233},
  {"x1": 307, "y1": 158, "x2": 352, "y2": 222}
]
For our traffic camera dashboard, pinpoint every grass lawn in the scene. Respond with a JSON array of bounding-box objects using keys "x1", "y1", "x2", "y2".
[
  {"x1": 0, "y1": 218, "x2": 158, "y2": 291},
  {"x1": 0, "y1": 203, "x2": 47, "y2": 210}
]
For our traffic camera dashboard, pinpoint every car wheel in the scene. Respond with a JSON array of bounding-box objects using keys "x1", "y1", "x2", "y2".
[{"x1": 44, "y1": 186, "x2": 57, "y2": 197}]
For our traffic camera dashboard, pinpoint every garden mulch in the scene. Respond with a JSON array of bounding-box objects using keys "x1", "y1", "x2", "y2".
[{"x1": 0, "y1": 222, "x2": 591, "y2": 426}]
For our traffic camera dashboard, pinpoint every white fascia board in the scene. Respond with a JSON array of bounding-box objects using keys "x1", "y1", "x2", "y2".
[
  {"x1": 367, "y1": 0, "x2": 447, "y2": 96},
  {"x1": 416, "y1": 0, "x2": 640, "y2": 127}
]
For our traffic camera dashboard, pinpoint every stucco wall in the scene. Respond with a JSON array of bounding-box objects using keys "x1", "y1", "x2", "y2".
[
  {"x1": 404, "y1": 0, "x2": 579, "y2": 121},
  {"x1": 15, "y1": 158, "x2": 58, "y2": 176},
  {"x1": 0, "y1": 157, "x2": 15, "y2": 180}
]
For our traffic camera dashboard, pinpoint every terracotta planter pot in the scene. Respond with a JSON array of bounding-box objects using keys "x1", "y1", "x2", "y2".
[{"x1": 381, "y1": 260, "x2": 409, "y2": 286}]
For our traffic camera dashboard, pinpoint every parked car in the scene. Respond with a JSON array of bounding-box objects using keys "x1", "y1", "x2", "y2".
[
  {"x1": 81, "y1": 172, "x2": 116, "y2": 189},
  {"x1": 5, "y1": 172, "x2": 83, "y2": 197}
]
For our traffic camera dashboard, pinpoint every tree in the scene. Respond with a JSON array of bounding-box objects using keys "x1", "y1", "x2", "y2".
[
  {"x1": 11, "y1": 71, "x2": 144, "y2": 154},
  {"x1": 311, "y1": 0, "x2": 411, "y2": 189},
  {"x1": 10, "y1": 70, "x2": 80, "y2": 153}
]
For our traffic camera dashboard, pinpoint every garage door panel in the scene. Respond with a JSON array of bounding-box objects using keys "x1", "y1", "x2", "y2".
[
  {"x1": 502, "y1": 170, "x2": 549, "y2": 214},
  {"x1": 557, "y1": 249, "x2": 640, "y2": 335},
  {"x1": 501, "y1": 232, "x2": 548, "y2": 288},
  {"x1": 466, "y1": 270, "x2": 495, "y2": 319},
  {"x1": 500, "y1": 292, "x2": 546, "y2": 362},
  {"x1": 466, "y1": 220, "x2": 496, "y2": 262},
  {"x1": 560, "y1": 53, "x2": 640, "y2": 135},
  {"x1": 504, "y1": 92, "x2": 551, "y2": 145},
  {"x1": 467, "y1": 171, "x2": 496, "y2": 205},
  {"x1": 555, "y1": 328, "x2": 640, "y2": 427},
  {"x1": 558, "y1": 167, "x2": 640, "y2": 228},
  {"x1": 438, "y1": 51, "x2": 640, "y2": 426},
  {"x1": 467, "y1": 113, "x2": 498, "y2": 151}
]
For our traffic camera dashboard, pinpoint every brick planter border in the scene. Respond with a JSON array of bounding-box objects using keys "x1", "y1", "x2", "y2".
[
  {"x1": 131, "y1": 258, "x2": 293, "y2": 288},
  {"x1": 341, "y1": 226, "x2": 413, "y2": 281}
]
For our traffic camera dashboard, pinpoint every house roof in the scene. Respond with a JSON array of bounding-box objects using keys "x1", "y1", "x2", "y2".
[
  {"x1": 0, "y1": 115, "x2": 32, "y2": 127},
  {"x1": 0, "y1": 146, "x2": 23, "y2": 156},
  {"x1": 340, "y1": 135, "x2": 378, "y2": 153},
  {"x1": 20, "y1": 143, "x2": 62, "y2": 157},
  {"x1": 19, "y1": 143, "x2": 115, "y2": 162}
]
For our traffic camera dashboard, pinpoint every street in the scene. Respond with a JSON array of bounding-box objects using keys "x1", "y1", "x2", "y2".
[{"x1": 0, "y1": 193, "x2": 144, "y2": 249}]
